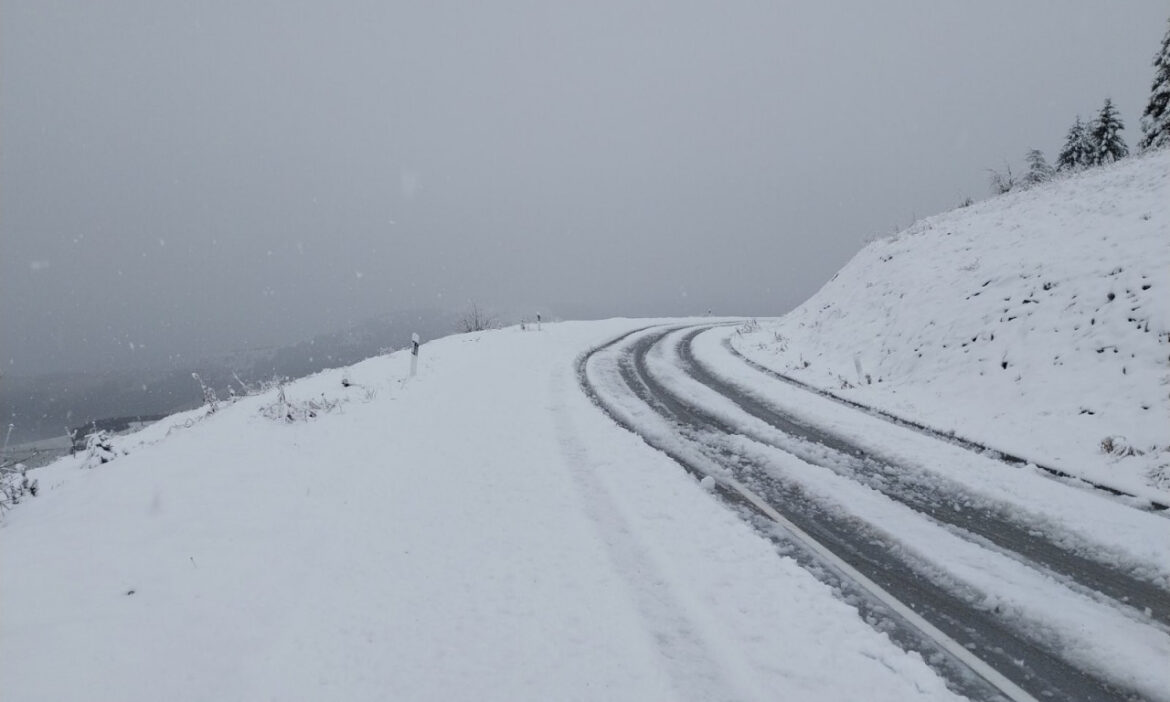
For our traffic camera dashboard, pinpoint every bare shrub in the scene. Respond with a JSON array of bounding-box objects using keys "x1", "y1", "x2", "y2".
[
  {"x1": 988, "y1": 163, "x2": 1015, "y2": 195},
  {"x1": 736, "y1": 319, "x2": 761, "y2": 335},
  {"x1": 1149, "y1": 461, "x2": 1170, "y2": 490},
  {"x1": 259, "y1": 384, "x2": 341, "y2": 423},
  {"x1": 458, "y1": 303, "x2": 498, "y2": 333},
  {"x1": 192, "y1": 372, "x2": 219, "y2": 413}
]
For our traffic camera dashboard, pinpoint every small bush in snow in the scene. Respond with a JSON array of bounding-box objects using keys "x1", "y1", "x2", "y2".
[
  {"x1": 340, "y1": 376, "x2": 377, "y2": 402},
  {"x1": 736, "y1": 319, "x2": 761, "y2": 335},
  {"x1": 1100, "y1": 435, "x2": 1144, "y2": 458},
  {"x1": 988, "y1": 163, "x2": 1015, "y2": 195},
  {"x1": 457, "y1": 303, "x2": 499, "y2": 333},
  {"x1": 259, "y1": 384, "x2": 341, "y2": 423},
  {"x1": 83, "y1": 430, "x2": 121, "y2": 468},
  {"x1": 1149, "y1": 461, "x2": 1170, "y2": 490},
  {"x1": 0, "y1": 463, "x2": 38, "y2": 512}
]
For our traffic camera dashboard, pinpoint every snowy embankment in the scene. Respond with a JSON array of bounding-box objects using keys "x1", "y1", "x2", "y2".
[
  {"x1": 734, "y1": 150, "x2": 1170, "y2": 502},
  {"x1": 0, "y1": 320, "x2": 960, "y2": 701}
]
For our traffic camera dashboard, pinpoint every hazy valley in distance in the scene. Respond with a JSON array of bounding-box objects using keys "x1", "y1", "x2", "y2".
[{"x1": 0, "y1": 307, "x2": 466, "y2": 445}]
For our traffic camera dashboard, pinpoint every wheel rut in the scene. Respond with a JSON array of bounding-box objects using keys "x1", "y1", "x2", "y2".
[{"x1": 579, "y1": 323, "x2": 1157, "y2": 702}]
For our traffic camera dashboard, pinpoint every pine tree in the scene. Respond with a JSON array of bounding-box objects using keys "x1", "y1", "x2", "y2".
[
  {"x1": 1140, "y1": 19, "x2": 1170, "y2": 151},
  {"x1": 1056, "y1": 116, "x2": 1092, "y2": 171},
  {"x1": 1020, "y1": 148, "x2": 1054, "y2": 188},
  {"x1": 1087, "y1": 98, "x2": 1128, "y2": 165}
]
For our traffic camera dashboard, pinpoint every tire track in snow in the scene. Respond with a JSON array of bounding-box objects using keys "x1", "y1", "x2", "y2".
[
  {"x1": 549, "y1": 361, "x2": 761, "y2": 702},
  {"x1": 721, "y1": 335, "x2": 1169, "y2": 513},
  {"x1": 581, "y1": 324, "x2": 1155, "y2": 702},
  {"x1": 577, "y1": 327, "x2": 1016, "y2": 702},
  {"x1": 672, "y1": 326, "x2": 1170, "y2": 627}
]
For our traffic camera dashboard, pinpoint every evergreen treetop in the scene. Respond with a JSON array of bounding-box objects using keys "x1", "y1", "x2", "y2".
[
  {"x1": 1140, "y1": 19, "x2": 1170, "y2": 151},
  {"x1": 1020, "y1": 148, "x2": 1054, "y2": 188},
  {"x1": 1088, "y1": 98, "x2": 1128, "y2": 165},
  {"x1": 1056, "y1": 117, "x2": 1092, "y2": 171}
]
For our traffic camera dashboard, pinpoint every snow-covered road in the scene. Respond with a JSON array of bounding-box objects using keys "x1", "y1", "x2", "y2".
[
  {"x1": 2, "y1": 319, "x2": 968, "y2": 702},
  {"x1": 582, "y1": 322, "x2": 1170, "y2": 702},
  {"x1": 4, "y1": 318, "x2": 1167, "y2": 701}
]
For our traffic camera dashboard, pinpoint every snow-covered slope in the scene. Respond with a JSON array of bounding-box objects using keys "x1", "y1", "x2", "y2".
[
  {"x1": 734, "y1": 150, "x2": 1170, "y2": 501},
  {"x1": 0, "y1": 321, "x2": 959, "y2": 702}
]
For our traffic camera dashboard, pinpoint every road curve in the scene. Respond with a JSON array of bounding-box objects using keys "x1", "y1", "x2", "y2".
[
  {"x1": 579, "y1": 323, "x2": 1166, "y2": 702},
  {"x1": 674, "y1": 327, "x2": 1170, "y2": 626}
]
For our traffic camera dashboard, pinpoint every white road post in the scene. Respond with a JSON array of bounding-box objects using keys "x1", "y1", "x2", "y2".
[
  {"x1": 536, "y1": 313, "x2": 542, "y2": 332},
  {"x1": 410, "y1": 333, "x2": 420, "y2": 377},
  {"x1": 2, "y1": 423, "x2": 13, "y2": 458},
  {"x1": 853, "y1": 353, "x2": 864, "y2": 386}
]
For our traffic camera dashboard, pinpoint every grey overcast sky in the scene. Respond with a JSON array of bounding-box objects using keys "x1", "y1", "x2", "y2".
[{"x1": 2, "y1": 1, "x2": 1166, "y2": 375}]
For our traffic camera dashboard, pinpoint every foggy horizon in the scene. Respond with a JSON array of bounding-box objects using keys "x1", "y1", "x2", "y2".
[{"x1": 3, "y1": 1, "x2": 1166, "y2": 376}]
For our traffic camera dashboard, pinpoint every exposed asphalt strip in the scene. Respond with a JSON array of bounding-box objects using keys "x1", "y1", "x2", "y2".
[
  {"x1": 674, "y1": 326, "x2": 1170, "y2": 628},
  {"x1": 578, "y1": 324, "x2": 1145, "y2": 702},
  {"x1": 720, "y1": 335, "x2": 1169, "y2": 513}
]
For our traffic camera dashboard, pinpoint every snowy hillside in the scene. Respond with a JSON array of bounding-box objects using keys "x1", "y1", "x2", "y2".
[
  {"x1": 0, "y1": 321, "x2": 960, "y2": 702},
  {"x1": 734, "y1": 149, "x2": 1170, "y2": 501}
]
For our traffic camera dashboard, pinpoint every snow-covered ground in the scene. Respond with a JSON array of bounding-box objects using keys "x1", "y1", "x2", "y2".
[
  {"x1": 0, "y1": 320, "x2": 962, "y2": 702},
  {"x1": 5, "y1": 154, "x2": 1168, "y2": 700},
  {"x1": 733, "y1": 150, "x2": 1170, "y2": 502}
]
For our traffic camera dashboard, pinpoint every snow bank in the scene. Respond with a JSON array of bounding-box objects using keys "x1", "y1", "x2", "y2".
[{"x1": 735, "y1": 150, "x2": 1170, "y2": 500}]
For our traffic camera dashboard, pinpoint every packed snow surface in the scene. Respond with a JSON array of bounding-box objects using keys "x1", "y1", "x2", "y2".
[
  {"x1": 0, "y1": 320, "x2": 961, "y2": 702},
  {"x1": 734, "y1": 150, "x2": 1170, "y2": 502}
]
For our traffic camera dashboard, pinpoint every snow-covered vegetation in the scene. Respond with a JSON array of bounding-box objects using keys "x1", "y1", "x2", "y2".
[{"x1": 734, "y1": 149, "x2": 1170, "y2": 501}]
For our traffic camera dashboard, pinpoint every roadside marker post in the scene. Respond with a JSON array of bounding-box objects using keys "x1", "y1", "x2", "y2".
[
  {"x1": 410, "y1": 333, "x2": 420, "y2": 377},
  {"x1": 537, "y1": 313, "x2": 542, "y2": 332}
]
